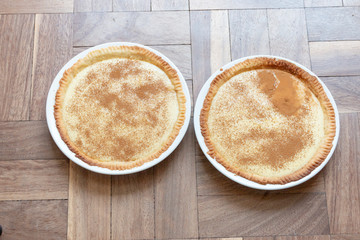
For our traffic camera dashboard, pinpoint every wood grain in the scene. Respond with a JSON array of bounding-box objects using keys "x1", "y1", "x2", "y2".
[
  {"x1": 111, "y1": 169, "x2": 154, "y2": 239},
  {"x1": 198, "y1": 193, "x2": 329, "y2": 237},
  {"x1": 0, "y1": 159, "x2": 68, "y2": 201},
  {"x1": 343, "y1": 0, "x2": 360, "y2": 5},
  {"x1": 113, "y1": 0, "x2": 150, "y2": 11},
  {"x1": 0, "y1": 121, "x2": 64, "y2": 160},
  {"x1": 309, "y1": 41, "x2": 360, "y2": 76},
  {"x1": 0, "y1": 0, "x2": 73, "y2": 13},
  {"x1": 190, "y1": 10, "x2": 231, "y2": 100},
  {"x1": 202, "y1": 238, "x2": 244, "y2": 240},
  {"x1": 321, "y1": 76, "x2": 360, "y2": 113},
  {"x1": 150, "y1": 45, "x2": 192, "y2": 80},
  {"x1": 190, "y1": 0, "x2": 303, "y2": 10},
  {"x1": 0, "y1": 200, "x2": 67, "y2": 240},
  {"x1": 74, "y1": 0, "x2": 112, "y2": 12},
  {"x1": 67, "y1": 162, "x2": 111, "y2": 240},
  {"x1": 73, "y1": 12, "x2": 190, "y2": 46},
  {"x1": 304, "y1": 0, "x2": 342, "y2": 7},
  {"x1": 229, "y1": 9, "x2": 270, "y2": 59},
  {"x1": 276, "y1": 236, "x2": 330, "y2": 240},
  {"x1": 245, "y1": 237, "x2": 274, "y2": 240},
  {"x1": 154, "y1": 123, "x2": 198, "y2": 239},
  {"x1": 324, "y1": 113, "x2": 360, "y2": 234},
  {"x1": 331, "y1": 234, "x2": 360, "y2": 240},
  {"x1": 196, "y1": 155, "x2": 325, "y2": 196},
  {"x1": 30, "y1": 14, "x2": 73, "y2": 120},
  {"x1": 0, "y1": 15, "x2": 34, "y2": 121},
  {"x1": 152, "y1": 0, "x2": 188, "y2": 10},
  {"x1": 306, "y1": 7, "x2": 360, "y2": 41},
  {"x1": 268, "y1": 8, "x2": 311, "y2": 69}
]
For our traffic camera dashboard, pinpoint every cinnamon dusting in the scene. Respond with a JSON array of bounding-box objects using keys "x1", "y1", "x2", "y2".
[{"x1": 258, "y1": 70, "x2": 302, "y2": 116}]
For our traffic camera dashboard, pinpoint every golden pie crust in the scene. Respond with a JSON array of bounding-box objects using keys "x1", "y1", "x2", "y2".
[
  {"x1": 200, "y1": 57, "x2": 336, "y2": 185},
  {"x1": 55, "y1": 46, "x2": 186, "y2": 170}
]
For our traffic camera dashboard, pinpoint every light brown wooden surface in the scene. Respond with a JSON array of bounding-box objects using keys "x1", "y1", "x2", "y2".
[
  {"x1": 325, "y1": 113, "x2": 360, "y2": 235},
  {"x1": 30, "y1": 14, "x2": 73, "y2": 120},
  {"x1": 67, "y1": 162, "x2": 111, "y2": 240},
  {"x1": 268, "y1": 8, "x2": 311, "y2": 68},
  {"x1": 74, "y1": 0, "x2": 112, "y2": 12},
  {"x1": 73, "y1": 12, "x2": 190, "y2": 46},
  {"x1": 276, "y1": 236, "x2": 330, "y2": 240},
  {"x1": 0, "y1": 200, "x2": 67, "y2": 240},
  {"x1": 111, "y1": 170, "x2": 154, "y2": 239},
  {"x1": 309, "y1": 41, "x2": 360, "y2": 76},
  {"x1": 198, "y1": 193, "x2": 329, "y2": 238},
  {"x1": 1, "y1": 1, "x2": 360, "y2": 240},
  {"x1": 0, "y1": 160, "x2": 68, "y2": 200},
  {"x1": 0, "y1": 0, "x2": 73, "y2": 13},
  {"x1": 306, "y1": 7, "x2": 360, "y2": 41},
  {"x1": 113, "y1": 0, "x2": 151, "y2": 11},
  {"x1": 154, "y1": 124, "x2": 198, "y2": 239},
  {"x1": 0, "y1": 121, "x2": 64, "y2": 160},
  {"x1": 0, "y1": 14, "x2": 34, "y2": 121},
  {"x1": 229, "y1": 9, "x2": 270, "y2": 59}
]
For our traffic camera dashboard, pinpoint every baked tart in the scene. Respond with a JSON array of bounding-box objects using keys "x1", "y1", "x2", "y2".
[
  {"x1": 200, "y1": 57, "x2": 336, "y2": 185},
  {"x1": 55, "y1": 46, "x2": 186, "y2": 170}
]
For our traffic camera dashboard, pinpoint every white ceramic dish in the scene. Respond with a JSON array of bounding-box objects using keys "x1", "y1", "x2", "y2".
[
  {"x1": 46, "y1": 42, "x2": 191, "y2": 175},
  {"x1": 194, "y1": 55, "x2": 340, "y2": 190}
]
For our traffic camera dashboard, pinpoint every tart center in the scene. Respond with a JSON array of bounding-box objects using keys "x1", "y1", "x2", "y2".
[{"x1": 207, "y1": 69, "x2": 325, "y2": 177}]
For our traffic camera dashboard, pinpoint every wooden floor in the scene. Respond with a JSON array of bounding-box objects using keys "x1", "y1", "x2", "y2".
[{"x1": 0, "y1": 0, "x2": 360, "y2": 239}]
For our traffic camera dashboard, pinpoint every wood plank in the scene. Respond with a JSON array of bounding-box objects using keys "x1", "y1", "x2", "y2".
[
  {"x1": 331, "y1": 234, "x2": 360, "y2": 240},
  {"x1": 0, "y1": 200, "x2": 67, "y2": 240},
  {"x1": 67, "y1": 162, "x2": 111, "y2": 240},
  {"x1": 73, "y1": 12, "x2": 190, "y2": 46},
  {"x1": 229, "y1": 9, "x2": 270, "y2": 60},
  {"x1": 150, "y1": 45, "x2": 192, "y2": 80},
  {"x1": 0, "y1": 15, "x2": 34, "y2": 121},
  {"x1": 245, "y1": 238, "x2": 274, "y2": 240},
  {"x1": 189, "y1": 0, "x2": 303, "y2": 10},
  {"x1": 321, "y1": 76, "x2": 360, "y2": 113},
  {"x1": 304, "y1": 0, "x2": 342, "y2": 7},
  {"x1": 190, "y1": 10, "x2": 231, "y2": 100},
  {"x1": 306, "y1": 7, "x2": 360, "y2": 41},
  {"x1": 111, "y1": 169, "x2": 154, "y2": 240},
  {"x1": 198, "y1": 193, "x2": 329, "y2": 237},
  {"x1": 30, "y1": 14, "x2": 73, "y2": 120},
  {"x1": 324, "y1": 113, "x2": 360, "y2": 234},
  {"x1": 202, "y1": 238, "x2": 244, "y2": 240},
  {"x1": 196, "y1": 155, "x2": 325, "y2": 196},
  {"x1": 0, "y1": 160, "x2": 68, "y2": 201},
  {"x1": 152, "y1": 0, "x2": 188, "y2": 10},
  {"x1": 268, "y1": 8, "x2": 311, "y2": 69},
  {"x1": 74, "y1": 0, "x2": 112, "y2": 12},
  {"x1": 154, "y1": 123, "x2": 198, "y2": 239},
  {"x1": 113, "y1": 0, "x2": 150, "y2": 11},
  {"x1": 276, "y1": 236, "x2": 330, "y2": 240},
  {"x1": 309, "y1": 41, "x2": 360, "y2": 76},
  {"x1": 343, "y1": 0, "x2": 360, "y2": 6},
  {"x1": 0, "y1": 0, "x2": 73, "y2": 13},
  {"x1": 0, "y1": 121, "x2": 64, "y2": 160}
]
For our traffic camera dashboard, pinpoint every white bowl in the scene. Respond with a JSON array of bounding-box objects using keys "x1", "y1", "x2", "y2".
[
  {"x1": 194, "y1": 55, "x2": 340, "y2": 190},
  {"x1": 46, "y1": 42, "x2": 191, "y2": 175}
]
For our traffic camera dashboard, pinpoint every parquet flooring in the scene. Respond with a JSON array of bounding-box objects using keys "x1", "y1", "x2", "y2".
[{"x1": 0, "y1": 1, "x2": 359, "y2": 239}]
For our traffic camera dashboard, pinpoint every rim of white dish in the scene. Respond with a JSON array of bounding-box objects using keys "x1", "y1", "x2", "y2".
[
  {"x1": 46, "y1": 42, "x2": 191, "y2": 175},
  {"x1": 194, "y1": 55, "x2": 340, "y2": 190}
]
